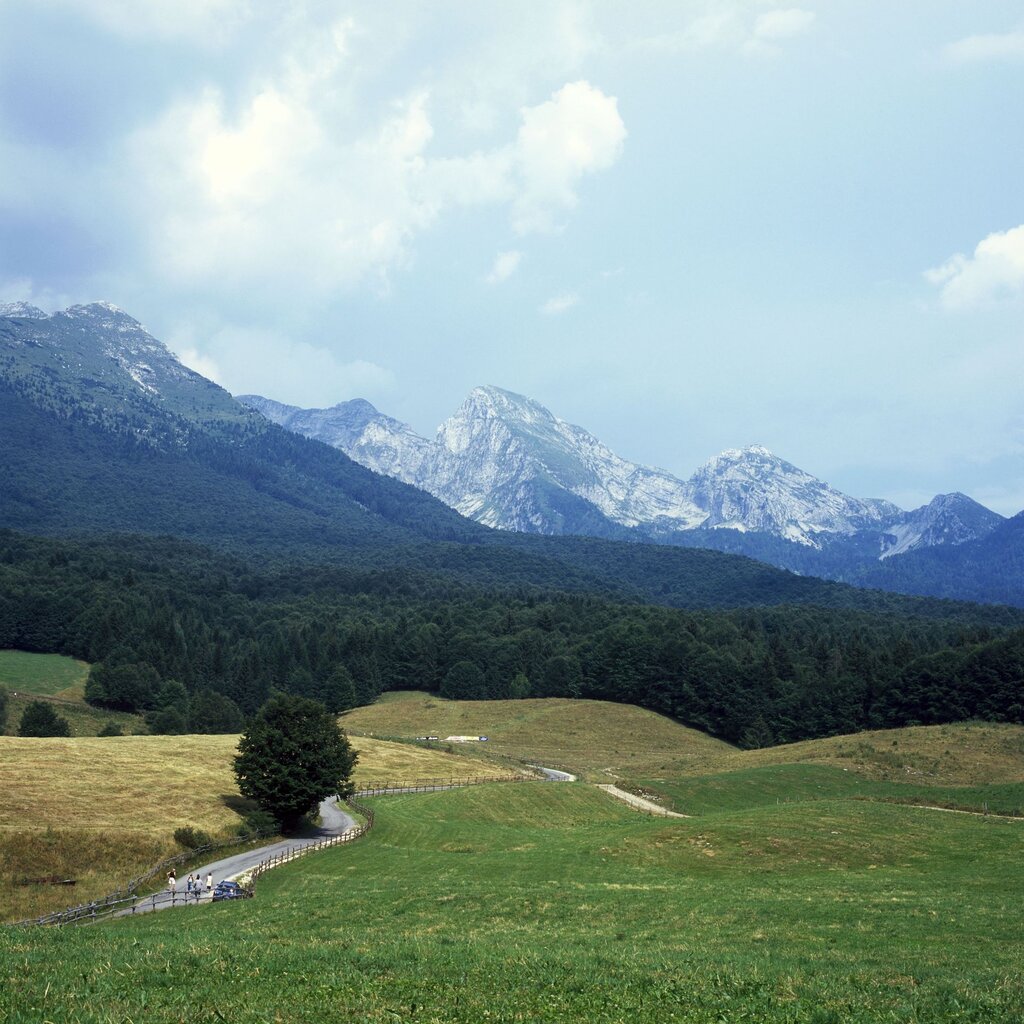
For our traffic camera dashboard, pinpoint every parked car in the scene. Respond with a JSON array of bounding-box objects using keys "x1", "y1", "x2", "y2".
[{"x1": 212, "y1": 879, "x2": 250, "y2": 902}]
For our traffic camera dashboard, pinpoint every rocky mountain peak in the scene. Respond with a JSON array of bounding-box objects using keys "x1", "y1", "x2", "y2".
[
  {"x1": 880, "y1": 491, "x2": 1004, "y2": 559},
  {"x1": 0, "y1": 301, "x2": 48, "y2": 319},
  {"x1": 688, "y1": 444, "x2": 894, "y2": 543},
  {"x1": 61, "y1": 301, "x2": 143, "y2": 327}
]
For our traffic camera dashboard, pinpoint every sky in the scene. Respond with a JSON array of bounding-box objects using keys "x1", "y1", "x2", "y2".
[{"x1": 1, "y1": 1, "x2": 1023, "y2": 515}]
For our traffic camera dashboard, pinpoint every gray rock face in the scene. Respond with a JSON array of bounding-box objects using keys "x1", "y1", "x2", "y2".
[
  {"x1": 685, "y1": 445, "x2": 900, "y2": 544},
  {"x1": 237, "y1": 394, "x2": 433, "y2": 483},
  {"x1": 238, "y1": 384, "x2": 1004, "y2": 557},
  {"x1": 879, "y1": 492, "x2": 1005, "y2": 559}
]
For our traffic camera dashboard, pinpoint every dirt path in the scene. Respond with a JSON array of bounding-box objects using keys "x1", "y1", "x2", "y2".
[{"x1": 596, "y1": 784, "x2": 690, "y2": 818}]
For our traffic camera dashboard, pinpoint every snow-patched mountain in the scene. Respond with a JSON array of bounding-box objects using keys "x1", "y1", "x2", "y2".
[
  {"x1": 240, "y1": 384, "x2": 1005, "y2": 561},
  {"x1": 879, "y1": 492, "x2": 1005, "y2": 559},
  {"x1": 0, "y1": 301, "x2": 47, "y2": 318},
  {"x1": 238, "y1": 394, "x2": 434, "y2": 484},
  {"x1": 430, "y1": 387, "x2": 706, "y2": 532},
  {"x1": 243, "y1": 387, "x2": 706, "y2": 537},
  {"x1": 686, "y1": 444, "x2": 900, "y2": 544},
  {"x1": 1, "y1": 301, "x2": 254, "y2": 439}
]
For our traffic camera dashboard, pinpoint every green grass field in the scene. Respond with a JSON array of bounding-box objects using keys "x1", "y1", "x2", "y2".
[
  {"x1": 0, "y1": 650, "x2": 146, "y2": 738},
  {"x1": 5, "y1": 691, "x2": 1024, "y2": 1021},
  {"x1": 636, "y1": 763, "x2": 1024, "y2": 817},
  {"x1": 2, "y1": 782, "x2": 1022, "y2": 1022},
  {"x1": 0, "y1": 650, "x2": 90, "y2": 699}
]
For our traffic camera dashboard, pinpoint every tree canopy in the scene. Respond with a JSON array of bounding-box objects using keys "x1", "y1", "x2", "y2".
[
  {"x1": 233, "y1": 694, "x2": 358, "y2": 830},
  {"x1": 18, "y1": 699, "x2": 70, "y2": 737}
]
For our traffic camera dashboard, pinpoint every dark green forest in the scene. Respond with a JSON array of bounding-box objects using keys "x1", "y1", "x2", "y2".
[{"x1": 1, "y1": 530, "x2": 1021, "y2": 747}]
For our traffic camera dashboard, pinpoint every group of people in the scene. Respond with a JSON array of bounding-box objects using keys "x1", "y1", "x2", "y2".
[{"x1": 165, "y1": 869, "x2": 213, "y2": 899}]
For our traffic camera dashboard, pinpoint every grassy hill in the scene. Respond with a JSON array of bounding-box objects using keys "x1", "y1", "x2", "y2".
[
  {"x1": 0, "y1": 649, "x2": 149, "y2": 738},
  {"x1": 3, "y1": 782, "x2": 1022, "y2": 1021},
  {"x1": 343, "y1": 690, "x2": 736, "y2": 780},
  {"x1": 698, "y1": 720, "x2": 1024, "y2": 785},
  {"x1": 0, "y1": 650, "x2": 89, "y2": 698},
  {"x1": 0, "y1": 732, "x2": 517, "y2": 922}
]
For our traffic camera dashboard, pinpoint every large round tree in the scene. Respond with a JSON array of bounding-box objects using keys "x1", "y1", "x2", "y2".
[{"x1": 233, "y1": 694, "x2": 358, "y2": 831}]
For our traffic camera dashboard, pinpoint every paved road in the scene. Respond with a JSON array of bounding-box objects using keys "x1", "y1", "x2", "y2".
[
  {"x1": 123, "y1": 796, "x2": 355, "y2": 916},
  {"x1": 527, "y1": 765, "x2": 577, "y2": 782},
  {"x1": 123, "y1": 768, "x2": 573, "y2": 917}
]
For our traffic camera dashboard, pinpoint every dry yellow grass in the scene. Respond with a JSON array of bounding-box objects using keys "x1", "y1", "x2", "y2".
[
  {"x1": 697, "y1": 722, "x2": 1024, "y2": 786},
  {"x1": 0, "y1": 732, "x2": 514, "y2": 836},
  {"x1": 0, "y1": 730, "x2": 510, "y2": 921},
  {"x1": 0, "y1": 734, "x2": 242, "y2": 834},
  {"x1": 352, "y1": 736, "x2": 522, "y2": 782},
  {"x1": 343, "y1": 691, "x2": 736, "y2": 780}
]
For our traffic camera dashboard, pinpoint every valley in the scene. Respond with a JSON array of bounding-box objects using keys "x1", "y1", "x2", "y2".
[
  {"x1": 3, "y1": 691, "x2": 1023, "y2": 1021},
  {"x1": 0, "y1": 304, "x2": 1021, "y2": 1020},
  {"x1": 4, "y1": 9, "x2": 1022, "y2": 1019}
]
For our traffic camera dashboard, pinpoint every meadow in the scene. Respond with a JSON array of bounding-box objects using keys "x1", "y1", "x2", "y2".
[
  {"x1": 0, "y1": 731, "x2": 516, "y2": 922},
  {"x1": 0, "y1": 650, "x2": 144, "y2": 738},
  {"x1": 0, "y1": 650, "x2": 90, "y2": 698},
  {"x1": 4, "y1": 689, "x2": 1024, "y2": 1021},
  {"x1": 2, "y1": 782, "x2": 1022, "y2": 1022},
  {"x1": 343, "y1": 690, "x2": 734, "y2": 780}
]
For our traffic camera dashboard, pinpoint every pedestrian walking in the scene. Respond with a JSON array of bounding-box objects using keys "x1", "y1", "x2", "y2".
[
  {"x1": 206, "y1": 872, "x2": 213, "y2": 895},
  {"x1": 167, "y1": 870, "x2": 176, "y2": 896},
  {"x1": 186, "y1": 874, "x2": 195, "y2": 897}
]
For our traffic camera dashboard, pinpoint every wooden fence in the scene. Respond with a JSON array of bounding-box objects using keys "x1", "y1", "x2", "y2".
[
  {"x1": 13, "y1": 773, "x2": 533, "y2": 928},
  {"x1": 13, "y1": 825, "x2": 277, "y2": 928},
  {"x1": 353, "y1": 774, "x2": 528, "y2": 796},
  {"x1": 241, "y1": 797, "x2": 375, "y2": 896}
]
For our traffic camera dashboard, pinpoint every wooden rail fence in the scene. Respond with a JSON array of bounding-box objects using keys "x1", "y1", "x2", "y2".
[
  {"x1": 241, "y1": 797, "x2": 375, "y2": 896},
  {"x1": 13, "y1": 826, "x2": 276, "y2": 928},
  {"x1": 353, "y1": 773, "x2": 529, "y2": 796},
  {"x1": 13, "y1": 772, "x2": 535, "y2": 928}
]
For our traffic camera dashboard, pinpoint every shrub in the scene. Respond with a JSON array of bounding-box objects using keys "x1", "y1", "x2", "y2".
[
  {"x1": 97, "y1": 721, "x2": 122, "y2": 737},
  {"x1": 18, "y1": 700, "x2": 71, "y2": 737},
  {"x1": 237, "y1": 810, "x2": 279, "y2": 837},
  {"x1": 173, "y1": 826, "x2": 213, "y2": 850}
]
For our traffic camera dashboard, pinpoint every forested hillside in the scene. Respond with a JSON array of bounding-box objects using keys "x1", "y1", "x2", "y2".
[{"x1": 1, "y1": 530, "x2": 1020, "y2": 747}]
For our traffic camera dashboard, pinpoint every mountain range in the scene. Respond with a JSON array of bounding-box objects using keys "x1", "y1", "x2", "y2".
[
  {"x1": 1, "y1": 300, "x2": 1020, "y2": 608},
  {"x1": 239, "y1": 386, "x2": 1012, "y2": 588},
  {"x1": 0, "y1": 300, "x2": 884, "y2": 611}
]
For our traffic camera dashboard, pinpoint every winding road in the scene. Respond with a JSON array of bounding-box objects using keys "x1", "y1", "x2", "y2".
[
  {"x1": 123, "y1": 795, "x2": 355, "y2": 915},
  {"x1": 126, "y1": 768, "x2": 579, "y2": 917}
]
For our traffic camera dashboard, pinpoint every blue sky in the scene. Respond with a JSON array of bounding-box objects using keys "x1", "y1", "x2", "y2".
[{"x1": 1, "y1": 1, "x2": 1023, "y2": 514}]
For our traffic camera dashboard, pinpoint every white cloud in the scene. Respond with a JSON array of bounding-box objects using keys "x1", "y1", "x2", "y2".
[
  {"x1": 743, "y1": 8, "x2": 816, "y2": 56},
  {"x1": 926, "y1": 224, "x2": 1024, "y2": 309},
  {"x1": 753, "y1": 9, "x2": 816, "y2": 41},
  {"x1": 639, "y1": 11, "x2": 744, "y2": 55},
  {"x1": 541, "y1": 291, "x2": 580, "y2": 315},
  {"x1": 0, "y1": 276, "x2": 76, "y2": 312},
  {"x1": 175, "y1": 347, "x2": 223, "y2": 384},
  {"x1": 134, "y1": 57, "x2": 625, "y2": 298},
  {"x1": 486, "y1": 250, "x2": 523, "y2": 284},
  {"x1": 170, "y1": 323, "x2": 395, "y2": 407},
  {"x1": 944, "y1": 27, "x2": 1024, "y2": 64},
  {"x1": 511, "y1": 80, "x2": 626, "y2": 234}
]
